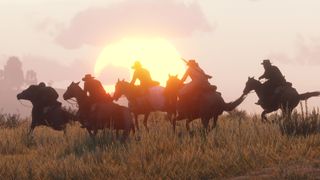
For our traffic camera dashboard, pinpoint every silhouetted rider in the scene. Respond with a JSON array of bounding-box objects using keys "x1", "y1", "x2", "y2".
[
  {"x1": 179, "y1": 59, "x2": 214, "y2": 98},
  {"x1": 257, "y1": 59, "x2": 288, "y2": 105},
  {"x1": 82, "y1": 74, "x2": 112, "y2": 104},
  {"x1": 177, "y1": 59, "x2": 214, "y2": 119},
  {"x1": 259, "y1": 59, "x2": 286, "y2": 87},
  {"x1": 37, "y1": 82, "x2": 61, "y2": 115},
  {"x1": 130, "y1": 61, "x2": 159, "y2": 94}
]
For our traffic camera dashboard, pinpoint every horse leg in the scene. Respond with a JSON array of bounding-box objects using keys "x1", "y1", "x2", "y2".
[
  {"x1": 134, "y1": 114, "x2": 140, "y2": 131},
  {"x1": 186, "y1": 119, "x2": 192, "y2": 132},
  {"x1": 28, "y1": 124, "x2": 35, "y2": 136},
  {"x1": 201, "y1": 117, "x2": 210, "y2": 132},
  {"x1": 212, "y1": 115, "x2": 219, "y2": 129},
  {"x1": 116, "y1": 130, "x2": 120, "y2": 140},
  {"x1": 143, "y1": 113, "x2": 150, "y2": 133},
  {"x1": 172, "y1": 117, "x2": 177, "y2": 133},
  {"x1": 63, "y1": 127, "x2": 67, "y2": 136}
]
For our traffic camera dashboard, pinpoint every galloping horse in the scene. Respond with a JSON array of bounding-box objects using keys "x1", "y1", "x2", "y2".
[
  {"x1": 243, "y1": 77, "x2": 320, "y2": 121},
  {"x1": 166, "y1": 75, "x2": 246, "y2": 131},
  {"x1": 63, "y1": 82, "x2": 134, "y2": 139},
  {"x1": 113, "y1": 79, "x2": 170, "y2": 132},
  {"x1": 17, "y1": 85, "x2": 74, "y2": 134}
]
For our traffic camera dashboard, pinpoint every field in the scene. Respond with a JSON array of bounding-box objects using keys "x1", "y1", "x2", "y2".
[{"x1": 0, "y1": 110, "x2": 320, "y2": 179}]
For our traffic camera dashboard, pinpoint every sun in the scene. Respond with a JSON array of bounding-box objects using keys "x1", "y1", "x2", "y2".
[{"x1": 94, "y1": 37, "x2": 185, "y2": 89}]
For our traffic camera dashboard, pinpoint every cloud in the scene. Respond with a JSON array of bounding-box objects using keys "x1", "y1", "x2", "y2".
[
  {"x1": 270, "y1": 35, "x2": 320, "y2": 66},
  {"x1": 35, "y1": 17, "x2": 64, "y2": 37},
  {"x1": 55, "y1": 0, "x2": 212, "y2": 49}
]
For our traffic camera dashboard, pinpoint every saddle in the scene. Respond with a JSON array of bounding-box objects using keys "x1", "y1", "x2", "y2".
[
  {"x1": 257, "y1": 81, "x2": 293, "y2": 106},
  {"x1": 42, "y1": 101, "x2": 62, "y2": 114}
]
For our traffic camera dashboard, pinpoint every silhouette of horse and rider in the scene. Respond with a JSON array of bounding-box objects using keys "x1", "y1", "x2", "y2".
[
  {"x1": 63, "y1": 80, "x2": 134, "y2": 140},
  {"x1": 17, "y1": 82, "x2": 74, "y2": 134},
  {"x1": 112, "y1": 60, "x2": 245, "y2": 132},
  {"x1": 243, "y1": 59, "x2": 320, "y2": 122},
  {"x1": 17, "y1": 58, "x2": 320, "y2": 136}
]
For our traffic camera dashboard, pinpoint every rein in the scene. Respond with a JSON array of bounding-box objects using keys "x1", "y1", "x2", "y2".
[{"x1": 18, "y1": 100, "x2": 32, "y2": 108}]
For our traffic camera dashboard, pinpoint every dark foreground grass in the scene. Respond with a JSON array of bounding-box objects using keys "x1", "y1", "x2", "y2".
[{"x1": 0, "y1": 112, "x2": 319, "y2": 179}]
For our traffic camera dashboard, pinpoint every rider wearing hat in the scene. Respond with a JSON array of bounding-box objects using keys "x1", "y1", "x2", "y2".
[
  {"x1": 257, "y1": 59, "x2": 287, "y2": 105},
  {"x1": 177, "y1": 59, "x2": 214, "y2": 119},
  {"x1": 179, "y1": 59, "x2": 213, "y2": 97},
  {"x1": 259, "y1": 59, "x2": 286, "y2": 86},
  {"x1": 130, "y1": 61, "x2": 159, "y2": 93},
  {"x1": 82, "y1": 74, "x2": 112, "y2": 103}
]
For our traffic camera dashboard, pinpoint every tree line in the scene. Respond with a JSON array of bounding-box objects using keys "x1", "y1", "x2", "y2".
[{"x1": 0, "y1": 56, "x2": 37, "y2": 90}]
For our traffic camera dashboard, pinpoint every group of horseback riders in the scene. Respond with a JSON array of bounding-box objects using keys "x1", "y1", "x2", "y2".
[
  {"x1": 33, "y1": 58, "x2": 289, "y2": 122},
  {"x1": 33, "y1": 59, "x2": 291, "y2": 120}
]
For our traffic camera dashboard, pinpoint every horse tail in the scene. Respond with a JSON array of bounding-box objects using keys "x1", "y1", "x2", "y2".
[
  {"x1": 299, "y1": 91, "x2": 320, "y2": 101},
  {"x1": 223, "y1": 94, "x2": 246, "y2": 111}
]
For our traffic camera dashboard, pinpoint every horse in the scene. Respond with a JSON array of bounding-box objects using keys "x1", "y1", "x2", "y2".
[
  {"x1": 166, "y1": 75, "x2": 246, "y2": 132},
  {"x1": 17, "y1": 85, "x2": 75, "y2": 135},
  {"x1": 243, "y1": 77, "x2": 320, "y2": 121},
  {"x1": 63, "y1": 82, "x2": 134, "y2": 140},
  {"x1": 164, "y1": 75, "x2": 182, "y2": 124},
  {"x1": 113, "y1": 79, "x2": 171, "y2": 132}
]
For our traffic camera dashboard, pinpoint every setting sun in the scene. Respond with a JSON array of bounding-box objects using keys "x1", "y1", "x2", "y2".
[{"x1": 94, "y1": 37, "x2": 185, "y2": 88}]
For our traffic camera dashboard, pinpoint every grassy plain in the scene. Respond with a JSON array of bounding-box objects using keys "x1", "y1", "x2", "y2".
[{"x1": 0, "y1": 110, "x2": 319, "y2": 179}]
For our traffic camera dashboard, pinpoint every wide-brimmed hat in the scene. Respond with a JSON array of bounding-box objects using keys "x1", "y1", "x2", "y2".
[
  {"x1": 82, "y1": 74, "x2": 95, "y2": 81},
  {"x1": 261, "y1": 59, "x2": 272, "y2": 65},
  {"x1": 187, "y1": 59, "x2": 198, "y2": 66},
  {"x1": 132, "y1": 61, "x2": 142, "y2": 69}
]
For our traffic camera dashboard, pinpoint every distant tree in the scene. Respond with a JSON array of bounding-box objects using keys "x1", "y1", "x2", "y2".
[
  {"x1": 25, "y1": 70, "x2": 38, "y2": 86},
  {"x1": 3, "y1": 56, "x2": 24, "y2": 90}
]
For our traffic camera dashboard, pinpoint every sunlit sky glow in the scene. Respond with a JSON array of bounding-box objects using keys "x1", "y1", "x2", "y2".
[
  {"x1": 95, "y1": 37, "x2": 185, "y2": 86},
  {"x1": 0, "y1": 0, "x2": 320, "y2": 112}
]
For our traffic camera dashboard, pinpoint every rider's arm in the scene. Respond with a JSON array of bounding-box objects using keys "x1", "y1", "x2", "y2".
[
  {"x1": 259, "y1": 72, "x2": 266, "y2": 80},
  {"x1": 180, "y1": 69, "x2": 189, "y2": 83},
  {"x1": 130, "y1": 71, "x2": 138, "y2": 85}
]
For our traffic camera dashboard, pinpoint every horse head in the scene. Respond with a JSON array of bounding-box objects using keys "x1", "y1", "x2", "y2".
[
  {"x1": 113, "y1": 79, "x2": 131, "y2": 101},
  {"x1": 17, "y1": 85, "x2": 40, "y2": 102},
  {"x1": 63, "y1": 81, "x2": 83, "y2": 100},
  {"x1": 243, "y1": 77, "x2": 261, "y2": 95},
  {"x1": 165, "y1": 74, "x2": 182, "y2": 96}
]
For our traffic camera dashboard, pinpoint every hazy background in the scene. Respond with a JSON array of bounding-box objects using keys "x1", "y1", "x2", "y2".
[{"x1": 1, "y1": 0, "x2": 319, "y2": 115}]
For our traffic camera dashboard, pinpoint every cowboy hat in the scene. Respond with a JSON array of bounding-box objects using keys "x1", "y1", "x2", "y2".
[
  {"x1": 187, "y1": 59, "x2": 198, "y2": 66},
  {"x1": 132, "y1": 61, "x2": 142, "y2": 69},
  {"x1": 82, "y1": 74, "x2": 95, "y2": 81}
]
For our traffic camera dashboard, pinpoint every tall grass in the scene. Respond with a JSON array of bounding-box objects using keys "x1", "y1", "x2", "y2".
[{"x1": 0, "y1": 111, "x2": 319, "y2": 179}]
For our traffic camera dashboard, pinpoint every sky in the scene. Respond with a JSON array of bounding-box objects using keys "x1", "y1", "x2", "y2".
[{"x1": 0, "y1": 0, "x2": 320, "y2": 112}]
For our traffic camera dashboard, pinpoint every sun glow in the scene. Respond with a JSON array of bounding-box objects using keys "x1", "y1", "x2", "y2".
[{"x1": 94, "y1": 37, "x2": 185, "y2": 87}]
